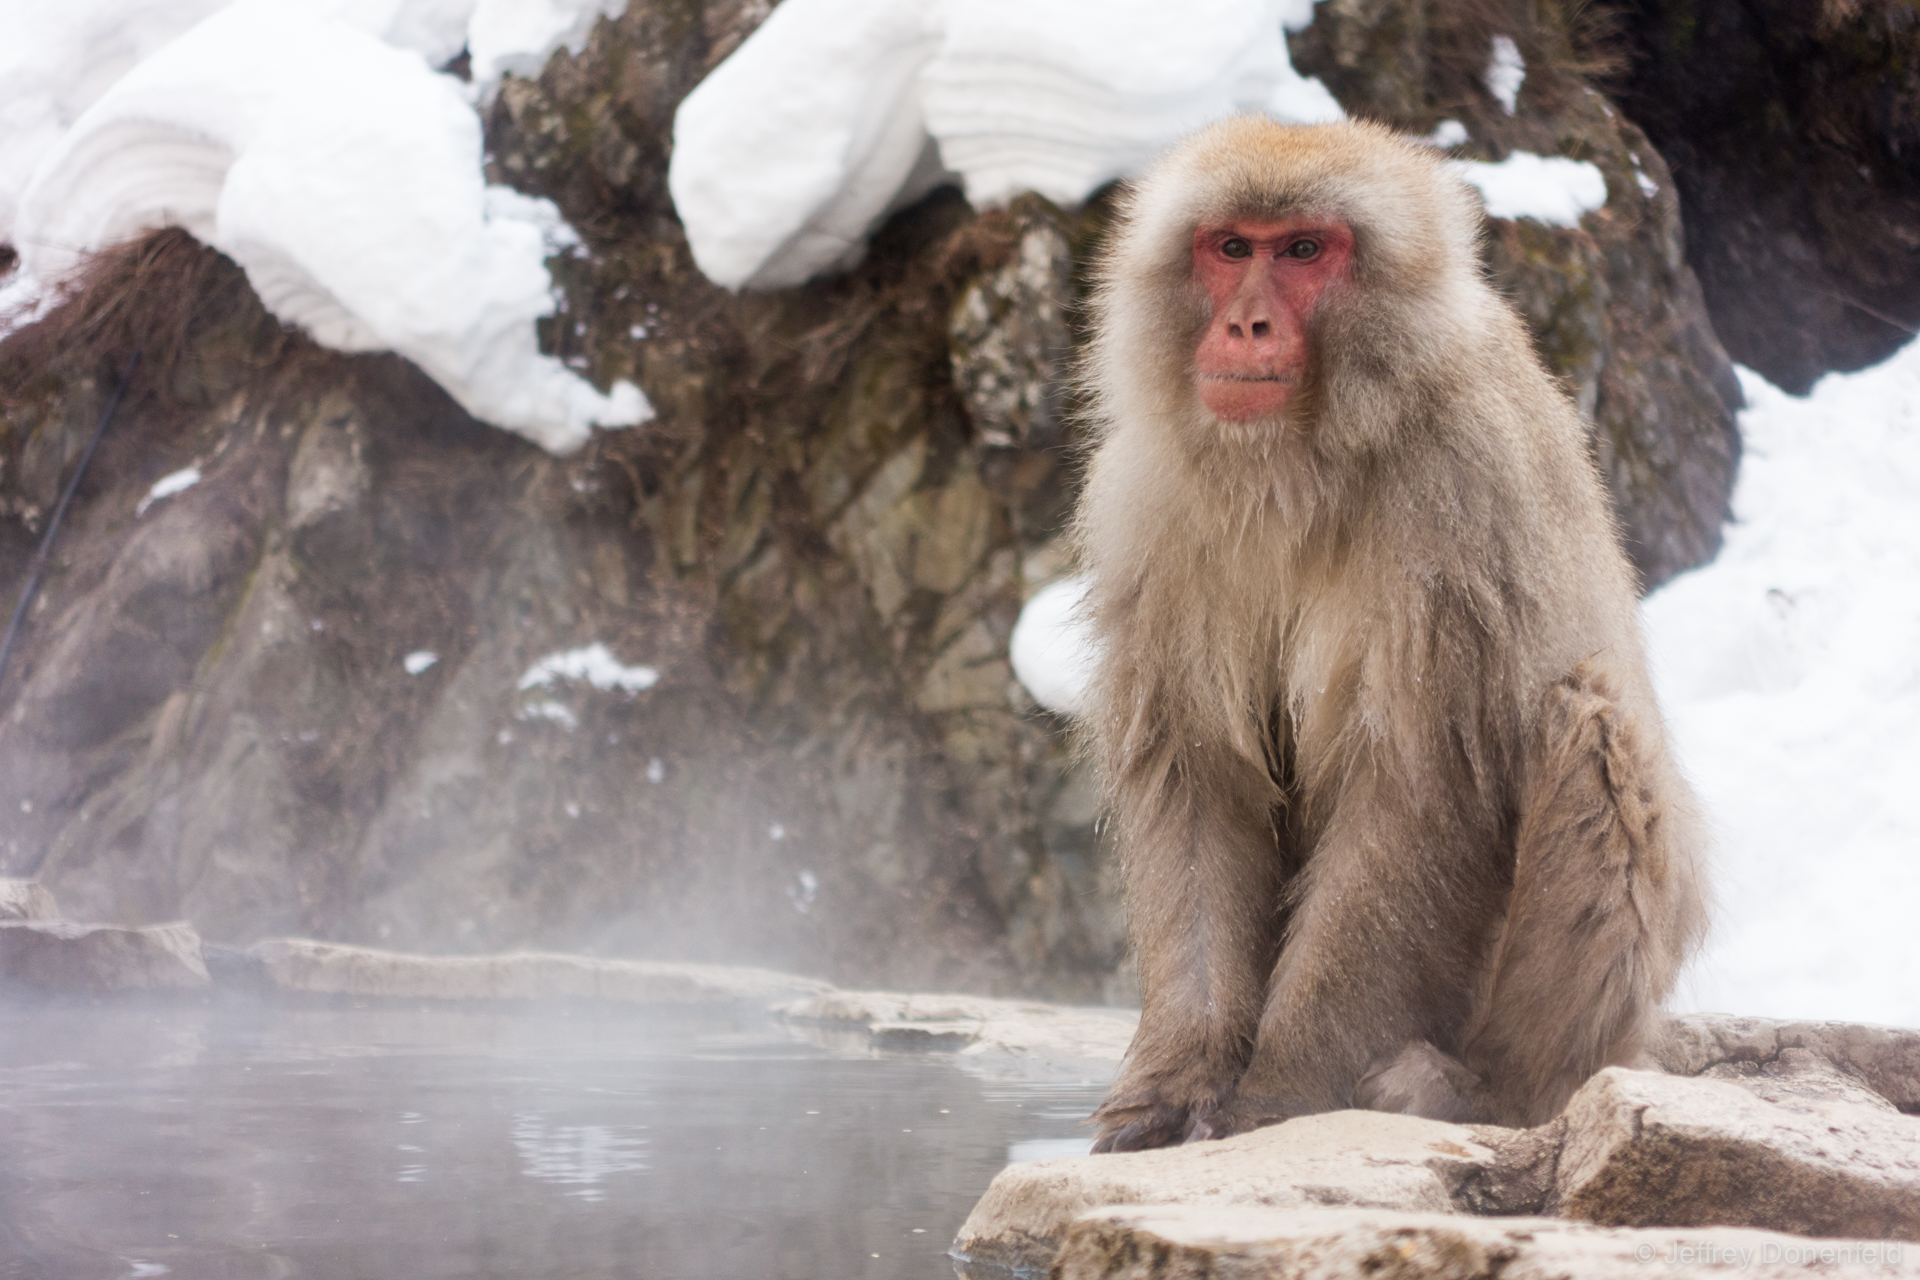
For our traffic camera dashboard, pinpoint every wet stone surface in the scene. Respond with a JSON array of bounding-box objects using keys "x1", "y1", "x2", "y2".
[{"x1": 0, "y1": 998, "x2": 1108, "y2": 1280}]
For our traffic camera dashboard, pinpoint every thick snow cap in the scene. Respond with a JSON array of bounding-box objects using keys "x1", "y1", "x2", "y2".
[
  {"x1": 8, "y1": 0, "x2": 648, "y2": 455},
  {"x1": 668, "y1": 0, "x2": 1344, "y2": 290}
]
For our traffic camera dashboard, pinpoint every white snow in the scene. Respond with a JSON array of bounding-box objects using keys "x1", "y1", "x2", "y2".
[
  {"x1": 0, "y1": 272, "x2": 54, "y2": 341},
  {"x1": 1456, "y1": 151, "x2": 1607, "y2": 227},
  {"x1": 517, "y1": 641, "x2": 659, "y2": 693},
  {"x1": 1484, "y1": 34, "x2": 1525, "y2": 115},
  {"x1": 0, "y1": 0, "x2": 230, "y2": 247},
  {"x1": 468, "y1": 0, "x2": 626, "y2": 92},
  {"x1": 669, "y1": 0, "x2": 1343, "y2": 290},
  {"x1": 519, "y1": 698, "x2": 580, "y2": 730},
  {"x1": 1631, "y1": 153, "x2": 1660, "y2": 199},
  {"x1": 1648, "y1": 347, "x2": 1920, "y2": 1027},
  {"x1": 134, "y1": 464, "x2": 201, "y2": 515},
  {"x1": 789, "y1": 869, "x2": 819, "y2": 914},
  {"x1": 2, "y1": 0, "x2": 650, "y2": 455},
  {"x1": 403, "y1": 649, "x2": 440, "y2": 674},
  {"x1": 1010, "y1": 575, "x2": 1096, "y2": 718},
  {"x1": 1425, "y1": 119, "x2": 1470, "y2": 150}
]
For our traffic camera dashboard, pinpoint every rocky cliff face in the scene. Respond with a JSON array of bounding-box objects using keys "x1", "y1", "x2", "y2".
[
  {"x1": 1610, "y1": 0, "x2": 1920, "y2": 397},
  {"x1": 0, "y1": 0, "x2": 1799, "y2": 996}
]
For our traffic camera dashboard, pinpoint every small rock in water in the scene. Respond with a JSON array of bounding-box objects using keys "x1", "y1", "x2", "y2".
[
  {"x1": 869, "y1": 1021, "x2": 980, "y2": 1051},
  {"x1": 0, "y1": 920, "x2": 210, "y2": 993}
]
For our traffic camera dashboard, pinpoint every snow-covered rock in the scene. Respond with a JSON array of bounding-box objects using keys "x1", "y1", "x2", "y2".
[
  {"x1": 668, "y1": 0, "x2": 1344, "y2": 290},
  {"x1": 3, "y1": 0, "x2": 649, "y2": 454}
]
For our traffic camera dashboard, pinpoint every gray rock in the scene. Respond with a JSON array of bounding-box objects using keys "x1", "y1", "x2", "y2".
[
  {"x1": 951, "y1": 1111, "x2": 1496, "y2": 1274},
  {"x1": 1610, "y1": 0, "x2": 1920, "y2": 394},
  {"x1": 0, "y1": 919, "x2": 209, "y2": 992},
  {"x1": 0, "y1": 878, "x2": 57, "y2": 921},
  {"x1": 245, "y1": 938, "x2": 832, "y2": 1005},
  {"x1": 1047, "y1": 1205, "x2": 1920, "y2": 1280},
  {"x1": 948, "y1": 201, "x2": 1075, "y2": 451},
  {"x1": 1656, "y1": 1013, "x2": 1920, "y2": 1111},
  {"x1": 1556, "y1": 1065, "x2": 1920, "y2": 1240}
]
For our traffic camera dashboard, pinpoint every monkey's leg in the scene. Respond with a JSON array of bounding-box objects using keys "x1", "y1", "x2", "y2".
[
  {"x1": 1202, "y1": 764, "x2": 1501, "y2": 1138},
  {"x1": 1458, "y1": 664, "x2": 1707, "y2": 1126},
  {"x1": 1091, "y1": 743, "x2": 1290, "y2": 1153}
]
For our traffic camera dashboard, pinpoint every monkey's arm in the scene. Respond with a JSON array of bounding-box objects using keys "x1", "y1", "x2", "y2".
[
  {"x1": 1091, "y1": 738, "x2": 1291, "y2": 1152},
  {"x1": 1458, "y1": 661, "x2": 1708, "y2": 1126},
  {"x1": 1207, "y1": 747, "x2": 1502, "y2": 1135}
]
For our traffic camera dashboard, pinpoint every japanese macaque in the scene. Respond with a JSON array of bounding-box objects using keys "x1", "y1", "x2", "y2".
[{"x1": 1076, "y1": 118, "x2": 1708, "y2": 1151}]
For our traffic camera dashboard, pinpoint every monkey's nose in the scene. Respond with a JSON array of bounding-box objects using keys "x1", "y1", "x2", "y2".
[{"x1": 1227, "y1": 319, "x2": 1273, "y2": 340}]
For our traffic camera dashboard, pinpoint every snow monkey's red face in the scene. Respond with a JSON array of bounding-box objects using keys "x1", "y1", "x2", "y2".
[{"x1": 1191, "y1": 218, "x2": 1354, "y2": 422}]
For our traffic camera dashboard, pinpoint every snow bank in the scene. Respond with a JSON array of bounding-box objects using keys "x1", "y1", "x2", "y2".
[
  {"x1": 1456, "y1": 151, "x2": 1607, "y2": 227},
  {"x1": 1009, "y1": 576, "x2": 1095, "y2": 718},
  {"x1": 3, "y1": 0, "x2": 649, "y2": 454},
  {"x1": 669, "y1": 0, "x2": 1342, "y2": 290},
  {"x1": 0, "y1": 0, "x2": 229, "y2": 247},
  {"x1": 1647, "y1": 347, "x2": 1920, "y2": 1026}
]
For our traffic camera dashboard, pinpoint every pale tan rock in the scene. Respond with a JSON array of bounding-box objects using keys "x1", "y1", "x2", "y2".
[
  {"x1": 0, "y1": 920, "x2": 209, "y2": 991},
  {"x1": 778, "y1": 988, "x2": 1137, "y2": 1068},
  {"x1": 1557, "y1": 1065, "x2": 1920, "y2": 1240},
  {"x1": 245, "y1": 938, "x2": 832, "y2": 1005},
  {"x1": 951, "y1": 1111, "x2": 1495, "y2": 1274},
  {"x1": 0, "y1": 878, "x2": 58, "y2": 921},
  {"x1": 1048, "y1": 1205, "x2": 1920, "y2": 1280}
]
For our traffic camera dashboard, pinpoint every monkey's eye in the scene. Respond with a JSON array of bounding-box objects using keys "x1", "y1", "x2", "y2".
[
  {"x1": 1283, "y1": 239, "x2": 1321, "y2": 260},
  {"x1": 1221, "y1": 237, "x2": 1253, "y2": 260}
]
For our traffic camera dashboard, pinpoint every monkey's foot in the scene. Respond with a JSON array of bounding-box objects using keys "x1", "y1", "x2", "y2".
[
  {"x1": 1182, "y1": 1093, "x2": 1306, "y2": 1142},
  {"x1": 1353, "y1": 1040, "x2": 1485, "y2": 1123},
  {"x1": 1090, "y1": 1086, "x2": 1228, "y2": 1153}
]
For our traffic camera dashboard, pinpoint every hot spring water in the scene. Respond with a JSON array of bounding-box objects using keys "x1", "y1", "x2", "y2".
[{"x1": 0, "y1": 997, "x2": 1105, "y2": 1278}]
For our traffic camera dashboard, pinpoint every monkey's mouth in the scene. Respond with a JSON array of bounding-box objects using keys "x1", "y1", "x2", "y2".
[{"x1": 1199, "y1": 373, "x2": 1294, "y2": 422}]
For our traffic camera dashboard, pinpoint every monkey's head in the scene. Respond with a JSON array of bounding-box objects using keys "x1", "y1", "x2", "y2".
[{"x1": 1086, "y1": 117, "x2": 1494, "y2": 466}]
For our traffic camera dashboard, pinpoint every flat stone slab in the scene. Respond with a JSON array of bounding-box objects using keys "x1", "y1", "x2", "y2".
[
  {"x1": 778, "y1": 988, "x2": 1137, "y2": 1072},
  {"x1": 1558, "y1": 1061, "x2": 1920, "y2": 1240},
  {"x1": 1048, "y1": 1205, "x2": 1920, "y2": 1280},
  {"x1": 241, "y1": 938, "x2": 832, "y2": 1005},
  {"x1": 954, "y1": 1042, "x2": 1920, "y2": 1275},
  {"x1": 0, "y1": 878, "x2": 58, "y2": 921},
  {"x1": 952, "y1": 1110, "x2": 1496, "y2": 1274},
  {"x1": 0, "y1": 920, "x2": 209, "y2": 992}
]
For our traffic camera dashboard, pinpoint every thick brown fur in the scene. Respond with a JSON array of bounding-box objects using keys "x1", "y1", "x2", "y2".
[{"x1": 1076, "y1": 118, "x2": 1708, "y2": 1150}]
